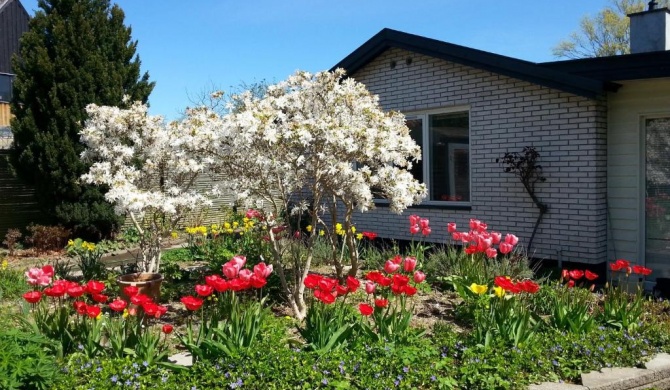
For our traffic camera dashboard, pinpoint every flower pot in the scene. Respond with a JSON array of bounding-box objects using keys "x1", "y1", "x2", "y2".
[{"x1": 117, "y1": 272, "x2": 163, "y2": 302}]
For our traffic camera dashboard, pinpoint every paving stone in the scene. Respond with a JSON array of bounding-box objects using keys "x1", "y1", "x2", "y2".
[
  {"x1": 582, "y1": 367, "x2": 650, "y2": 390},
  {"x1": 168, "y1": 352, "x2": 193, "y2": 367},
  {"x1": 529, "y1": 382, "x2": 586, "y2": 390},
  {"x1": 644, "y1": 353, "x2": 670, "y2": 372}
]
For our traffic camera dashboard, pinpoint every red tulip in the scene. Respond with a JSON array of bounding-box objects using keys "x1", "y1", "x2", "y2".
[
  {"x1": 391, "y1": 283, "x2": 404, "y2": 295},
  {"x1": 162, "y1": 324, "x2": 174, "y2": 334},
  {"x1": 23, "y1": 291, "x2": 42, "y2": 304},
  {"x1": 44, "y1": 285, "x2": 66, "y2": 298},
  {"x1": 378, "y1": 276, "x2": 393, "y2": 287},
  {"x1": 142, "y1": 302, "x2": 159, "y2": 316},
  {"x1": 632, "y1": 265, "x2": 653, "y2": 276},
  {"x1": 567, "y1": 280, "x2": 575, "y2": 288},
  {"x1": 336, "y1": 285, "x2": 349, "y2": 296},
  {"x1": 156, "y1": 305, "x2": 168, "y2": 318},
  {"x1": 374, "y1": 298, "x2": 388, "y2": 308},
  {"x1": 490, "y1": 232, "x2": 501, "y2": 244},
  {"x1": 314, "y1": 290, "x2": 336, "y2": 304},
  {"x1": 228, "y1": 278, "x2": 251, "y2": 291},
  {"x1": 86, "y1": 280, "x2": 105, "y2": 294},
  {"x1": 131, "y1": 294, "x2": 152, "y2": 306},
  {"x1": 91, "y1": 293, "x2": 108, "y2": 303},
  {"x1": 499, "y1": 242, "x2": 513, "y2": 255},
  {"x1": 109, "y1": 299, "x2": 127, "y2": 312},
  {"x1": 67, "y1": 285, "x2": 86, "y2": 298},
  {"x1": 519, "y1": 280, "x2": 540, "y2": 294},
  {"x1": 362, "y1": 231, "x2": 377, "y2": 240},
  {"x1": 384, "y1": 260, "x2": 400, "y2": 274},
  {"x1": 318, "y1": 277, "x2": 337, "y2": 293},
  {"x1": 85, "y1": 305, "x2": 101, "y2": 318},
  {"x1": 485, "y1": 247, "x2": 498, "y2": 259},
  {"x1": 181, "y1": 296, "x2": 204, "y2": 311},
  {"x1": 392, "y1": 274, "x2": 410, "y2": 287},
  {"x1": 413, "y1": 271, "x2": 426, "y2": 284},
  {"x1": 419, "y1": 218, "x2": 430, "y2": 229},
  {"x1": 365, "y1": 271, "x2": 383, "y2": 283},
  {"x1": 403, "y1": 285, "x2": 418, "y2": 296},
  {"x1": 409, "y1": 215, "x2": 420, "y2": 226},
  {"x1": 250, "y1": 274, "x2": 267, "y2": 289},
  {"x1": 610, "y1": 259, "x2": 630, "y2": 272},
  {"x1": 253, "y1": 262, "x2": 273, "y2": 279},
  {"x1": 195, "y1": 284, "x2": 214, "y2": 297},
  {"x1": 421, "y1": 227, "x2": 432, "y2": 236},
  {"x1": 391, "y1": 255, "x2": 403, "y2": 265},
  {"x1": 447, "y1": 223, "x2": 457, "y2": 233},
  {"x1": 359, "y1": 303, "x2": 374, "y2": 316},
  {"x1": 73, "y1": 300, "x2": 87, "y2": 315},
  {"x1": 561, "y1": 269, "x2": 570, "y2": 281},
  {"x1": 568, "y1": 270, "x2": 584, "y2": 280},
  {"x1": 403, "y1": 256, "x2": 417, "y2": 272},
  {"x1": 464, "y1": 245, "x2": 478, "y2": 255},
  {"x1": 346, "y1": 276, "x2": 360, "y2": 293},
  {"x1": 409, "y1": 224, "x2": 420, "y2": 235},
  {"x1": 205, "y1": 274, "x2": 223, "y2": 287},
  {"x1": 304, "y1": 274, "x2": 322, "y2": 289},
  {"x1": 123, "y1": 286, "x2": 139, "y2": 297},
  {"x1": 585, "y1": 270, "x2": 598, "y2": 281}
]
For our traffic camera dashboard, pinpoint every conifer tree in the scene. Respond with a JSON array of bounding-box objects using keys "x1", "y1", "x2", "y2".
[{"x1": 10, "y1": 0, "x2": 154, "y2": 238}]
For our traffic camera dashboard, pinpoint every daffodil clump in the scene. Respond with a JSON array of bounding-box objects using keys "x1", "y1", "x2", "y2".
[{"x1": 66, "y1": 238, "x2": 106, "y2": 280}]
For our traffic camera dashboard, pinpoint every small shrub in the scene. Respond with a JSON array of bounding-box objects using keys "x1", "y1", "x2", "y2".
[
  {"x1": 25, "y1": 224, "x2": 70, "y2": 254},
  {"x1": 0, "y1": 260, "x2": 27, "y2": 300},
  {"x1": 2, "y1": 228, "x2": 22, "y2": 256},
  {"x1": 0, "y1": 329, "x2": 62, "y2": 390}
]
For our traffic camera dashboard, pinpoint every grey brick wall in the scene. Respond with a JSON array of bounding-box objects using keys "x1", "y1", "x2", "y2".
[{"x1": 346, "y1": 47, "x2": 608, "y2": 264}]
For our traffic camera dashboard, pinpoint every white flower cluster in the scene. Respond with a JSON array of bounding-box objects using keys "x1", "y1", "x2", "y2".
[{"x1": 216, "y1": 69, "x2": 426, "y2": 213}]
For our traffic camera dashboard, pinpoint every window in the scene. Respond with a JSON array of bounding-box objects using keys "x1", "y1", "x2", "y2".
[
  {"x1": 0, "y1": 73, "x2": 12, "y2": 103},
  {"x1": 406, "y1": 108, "x2": 470, "y2": 203}
]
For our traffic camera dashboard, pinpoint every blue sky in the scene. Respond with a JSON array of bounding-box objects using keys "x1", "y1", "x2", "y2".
[{"x1": 19, "y1": 0, "x2": 612, "y2": 120}]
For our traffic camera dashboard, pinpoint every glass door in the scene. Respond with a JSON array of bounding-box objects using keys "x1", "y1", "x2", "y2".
[{"x1": 645, "y1": 117, "x2": 670, "y2": 271}]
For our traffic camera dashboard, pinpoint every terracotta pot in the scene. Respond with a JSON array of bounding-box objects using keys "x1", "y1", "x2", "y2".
[{"x1": 117, "y1": 272, "x2": 163, "y2": 302}]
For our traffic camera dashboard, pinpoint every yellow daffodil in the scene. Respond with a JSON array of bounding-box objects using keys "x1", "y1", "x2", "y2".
[
  {"x1": 306, "y1": 225, "x2": 313, "y2": 232},
  {"x1": 493, "y1": 286, "x2": 505, "y2": 298},
  {"x1": 67, "y1": 239, "x2": 74, "y2": 247},
  {"x1": 356, "y1": 233, "x2": 363, "y2": 240},
  {"x1": 224, "y1": 222, "x2": 232, "y2": 229},
  {"x1": 469, "y1": 283, "x2": 488, "y2": 295},
  {"x1": 1, "y1": 259, "x2": 7, "y2": 270},
  {"x1": 350, "y1": 226, "x2": 356, "y2": 233},
  {"x1": 170, "y1": 231, "x2": 179, "y2": 239},
  {"x1": 232, "y1": 221, "x2": 239, "y2": 228},
  {"x1": 319, "y1": 230, "x2": 325, "y2": 236}
]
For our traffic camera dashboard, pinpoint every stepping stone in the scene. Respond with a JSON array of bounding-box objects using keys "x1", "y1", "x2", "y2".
[
  {"x1": 581, "y1": 367, "x2": 646, "y2": 389},
  {"x1": 645, "y1": 353, "x2": 670, "y2": 372},
  {"x1": 529, "y1": 382, "x2": 585, "y2": 389},
  {"x1": 168, "y1": 352, "x2": 193, "y2": 367}
]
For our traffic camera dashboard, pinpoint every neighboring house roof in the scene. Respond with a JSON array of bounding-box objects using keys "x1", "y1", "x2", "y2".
[
  {"x1": 333, "y1": 28, "x2": 626, "y2": 99},
  {"x1": 0, "y1": 0, "x2": 30, "y2": 74},
  {"x1": 541, "y1": 50, "x2": 670, "y2": 82}
]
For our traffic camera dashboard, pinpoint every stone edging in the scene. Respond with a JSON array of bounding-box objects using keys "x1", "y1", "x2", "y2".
[{"x1": 530, "y1": 353, "x2": 670, "y2": 390}]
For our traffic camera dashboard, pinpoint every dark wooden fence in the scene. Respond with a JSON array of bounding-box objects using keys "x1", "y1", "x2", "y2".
[{"x1": 0, "y1": 149, "x2": 44, "y2": 238}]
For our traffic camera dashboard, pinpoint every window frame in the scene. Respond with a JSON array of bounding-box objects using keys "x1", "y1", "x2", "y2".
[{"x1": 375, "y1": 106, "x2": 472, "y2": 207}]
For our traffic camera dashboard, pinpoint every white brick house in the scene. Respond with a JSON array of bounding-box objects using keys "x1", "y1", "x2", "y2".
[{"x1": 332, "y1": 7, "x2": 670, "y2": 280}]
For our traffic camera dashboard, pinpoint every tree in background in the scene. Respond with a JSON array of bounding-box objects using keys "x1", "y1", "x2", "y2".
[
  {"x1": 553, "y1": 0, "x2": 669, "y2": 58},
  {"x1": 10, "y1": 0, "x2": 154, "y2": 239}
]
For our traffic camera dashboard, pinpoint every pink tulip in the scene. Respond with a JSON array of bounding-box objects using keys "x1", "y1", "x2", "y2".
[
  {"x1": 499, "y1": 242, "x2": 513, "y2": 255},
  {"x1": 504, "y1": 234, "x2": 519, "y2": 246},
  {"x1": 452, "y1": 232, "x2": 462, "y2": 241},
  {"x1": 469, "y1": 219, "x2": 481, "y2": 230},
  {"x1": 485, "y1": 247, "x2": 498, "y2": 259},
  {"x1": 364, "y1": 281, "x2": 376, "y2": 294},
  {"x1": 409, "y1": 224, "x2": 420, "y2": 235},
  {"x1": 222, "y1": 262, "x2": 240, "y2": 279},
  {"x1": 253, "y1": 262, "x2": 273, "y2": 279},
  {"x1": 419, "y1": 218, "x2": 430, "y2": 229},
  {"x1": 238, "y1": 269, "x2": 253, "y2": 281},
  {"x1": 409, "y1": 214, "x2": 420, "y2": 226},
  {"x1": 447, "y1": 223, "x2": 457, "y2": 233},
  {"x1": 421, "y1": 227, "x2": 431, "y2": 236},
  {"x1": 491, "y1": 232, "x2": 502, "y2": 244},
  {"x1": 25, "y1": 268, "x2": 52, "y2": 286},
  {"x1": 413, "y1": 271, "x2": 426, "y2": 284},
  {"x1": 403, "y1": 256, "x2": 417, "y2": 272},
  {"x1": 231, "y1": 255, "x2": 247, "y2": 268},
  {"x1": 384, "y1": 260, "x2": 400, "y2": 274}
]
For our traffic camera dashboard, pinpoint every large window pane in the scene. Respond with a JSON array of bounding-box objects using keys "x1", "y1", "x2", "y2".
[
  {"x1": 429, "y1": 112, "x2": 469, "y2": 201},
  {"x1": 646, "y1": 117, "x2": 670, "y2": 270},
  {"x1": 406, "y1": 117, "x2": 423, "y2": 184}
]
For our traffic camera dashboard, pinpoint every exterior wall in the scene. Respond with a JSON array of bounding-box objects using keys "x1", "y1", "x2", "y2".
[
  {"x1": 348, "y1": 47, "x2": 608, "y2": 264},
  {"x1": 607, "y1": 79, "x2": 670, "y2": 279}
]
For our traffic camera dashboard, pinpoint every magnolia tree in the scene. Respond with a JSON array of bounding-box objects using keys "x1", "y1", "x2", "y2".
[
  {"x1": 80, "y1": 100, "x2": 223, "y2": 273},
  {"x1": 215, "y1": 69, "x2": 426, "y2": 319}
]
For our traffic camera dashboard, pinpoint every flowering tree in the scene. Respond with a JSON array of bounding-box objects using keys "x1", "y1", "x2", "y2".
[
  {"x1": 215, "y1": 69, "x2": 426, "y2": 319},
  {"x1": 80, "y1": 100, "x2": 222, "y2": 273}
]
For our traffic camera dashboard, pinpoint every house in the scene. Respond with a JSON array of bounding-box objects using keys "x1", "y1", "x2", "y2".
[
  {"x1": 0, "y1": 0, "x2": 29, "y2": 134},
  {"x1": 0, "y1": 0, "x2": 38, "y2": 238},
  {"x1": 333, "y1": 5, "x2": 670, "y2": 283}
]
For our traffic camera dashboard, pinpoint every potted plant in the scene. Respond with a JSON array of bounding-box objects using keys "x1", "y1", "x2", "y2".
[{"x1": 80, "y1": 100, "x2": 222, "y2": 300}]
